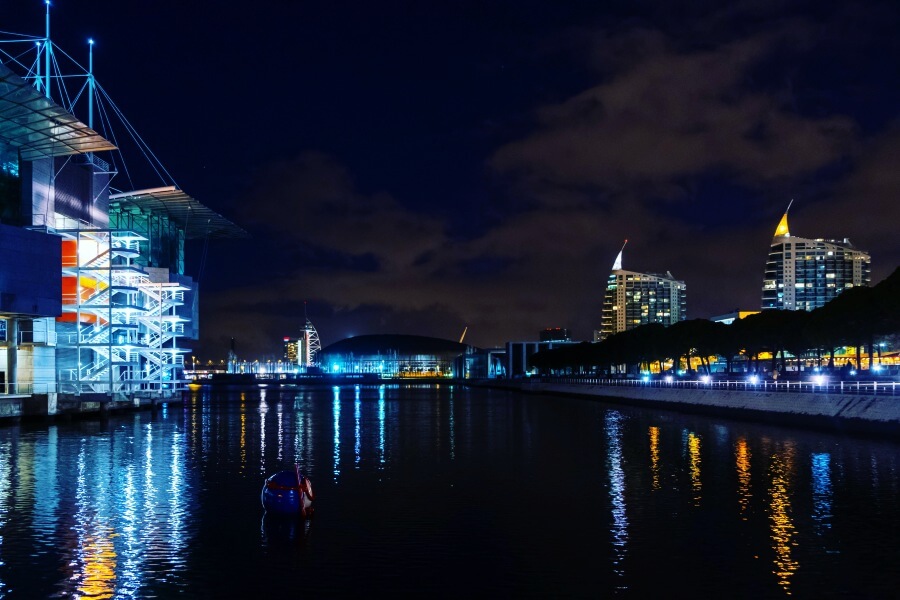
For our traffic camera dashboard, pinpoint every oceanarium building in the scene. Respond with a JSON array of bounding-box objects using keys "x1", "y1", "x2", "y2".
[
  {"x1": 0, "y1": 30, "x2": 244, "y2": 405},
  {"x1": 319, "y1": 334, "x2": 473, "y2": 378},
  {"x1": 761, "y1": 207, "x2": 870, "y2": 311},
  {"x1": 599, "y1": 244, "x2": 686, "y2": 340}
]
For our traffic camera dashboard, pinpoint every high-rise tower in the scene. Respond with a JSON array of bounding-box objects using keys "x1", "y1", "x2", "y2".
[
  {"x1": 761, "y1": 204, "x2": 870, "y2": 311},
  {"x1": 600, "y1": 242, "x2": 686, "y2": 340}
]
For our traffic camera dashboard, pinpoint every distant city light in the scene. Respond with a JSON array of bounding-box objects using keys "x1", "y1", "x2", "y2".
[{"x1": 748, "y1": 375, "x2": 760, "y2": 385}]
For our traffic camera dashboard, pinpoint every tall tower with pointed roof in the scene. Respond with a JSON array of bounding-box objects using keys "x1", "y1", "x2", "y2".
[
  {"x1": 600, "y1": 242, "x2": 686, "y2": 340},
  {"x1": 761, "y1": 203, "x2": 870, "y2": 311}
]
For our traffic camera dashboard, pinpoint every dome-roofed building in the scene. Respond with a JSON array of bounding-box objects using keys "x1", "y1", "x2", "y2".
[{"x1": 319, "y1": 334, "x2": 475, "y2": 379}]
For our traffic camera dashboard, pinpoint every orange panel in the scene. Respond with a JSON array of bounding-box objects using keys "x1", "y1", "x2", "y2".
[{"x1": 62, "y1": 240, "x2": 78, "y2": 267}]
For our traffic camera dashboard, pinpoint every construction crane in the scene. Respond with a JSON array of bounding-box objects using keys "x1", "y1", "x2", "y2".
[{"x1": 459, "y1": 326, "x2": 468, "y2": 344}]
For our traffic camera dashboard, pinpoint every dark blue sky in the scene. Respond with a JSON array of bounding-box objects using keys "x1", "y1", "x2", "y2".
[{"x1": 5, "y1": 0, "x2": 899, "y2": 359}]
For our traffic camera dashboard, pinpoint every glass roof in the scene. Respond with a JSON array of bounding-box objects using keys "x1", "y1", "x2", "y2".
[
  {"x1": 0, "y1": 62, "x2": 116, "y2": 160},
  {"x1": 109, "y1": 186, "x2": 248, "y2": 240}
]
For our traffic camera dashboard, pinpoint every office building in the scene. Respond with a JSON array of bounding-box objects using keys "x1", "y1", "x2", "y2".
[
  {"x1": 600, "y1": 243, "x2": 686, "y2": 340},
  {"x1": 761, "y1": 206, "x2": 870, "y2": 311}
]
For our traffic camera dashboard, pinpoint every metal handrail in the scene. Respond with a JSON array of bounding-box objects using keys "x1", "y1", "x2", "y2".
[{"x1": 536, "y1": 376, "x2": 900, "y2": 397}]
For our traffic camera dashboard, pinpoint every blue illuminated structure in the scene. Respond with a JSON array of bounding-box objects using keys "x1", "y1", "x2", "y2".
[
  {"x1": 0, "y1": 9, "x2": 245, "y2": 403},
  {"x1": 319, "y1": 334, "x2": 471, "y2": 378}
]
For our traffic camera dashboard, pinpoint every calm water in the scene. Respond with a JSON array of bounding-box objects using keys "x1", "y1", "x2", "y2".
[{"x1": 0, "y1": 384, "x2": 898, "y2": 598}]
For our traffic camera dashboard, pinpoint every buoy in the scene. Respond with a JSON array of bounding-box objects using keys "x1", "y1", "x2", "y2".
[{"x1": 261, "y1": 468, "x2": 314, "y2": 517}]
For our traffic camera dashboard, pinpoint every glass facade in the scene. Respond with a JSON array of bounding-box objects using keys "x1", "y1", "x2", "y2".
[
  {"x1": 761, "y1": 217, "x2": 870, "y2": 311},
  {"x1": 601, "y1": 269, "x2": 686, "y2": 340},
  {"x1": 108, "y1": 204, "x2": 185, "y2": 275}
]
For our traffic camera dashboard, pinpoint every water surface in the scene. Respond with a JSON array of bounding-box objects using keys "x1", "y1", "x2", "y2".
[{"x1": 0, "y1": 384, "x2": 897, "y2": 598}]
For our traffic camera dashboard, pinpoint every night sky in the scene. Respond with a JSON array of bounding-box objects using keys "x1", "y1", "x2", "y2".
[{"x1": 5, "y1": 0, "x2": 900, "y2": 359}]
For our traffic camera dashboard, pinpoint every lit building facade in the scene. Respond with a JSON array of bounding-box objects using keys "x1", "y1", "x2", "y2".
[
  {"x1": 761, "y1": 208, "x2": 870, "y2": 311},
  {"x1": 600, "y1": 245, "x2": 686, "y2": 340},
  {"x1": 0, "y1": 30, "x2": 243, "y2": 401},
  {"x1": 298, "y1": 318, "x2": 322, "y2": 368},
  {"x1": 282, "y1": 319, "x2": 322, "y2": 370},
  {"x1": 320, "y1": 334, "x2": 468, "y2": 378},
  {"x1": 283, "y1": 337, "x2": 298, "y2": 363}
]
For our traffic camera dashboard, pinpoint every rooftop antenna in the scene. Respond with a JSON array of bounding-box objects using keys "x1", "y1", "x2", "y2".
[
  {"x1": 88, "y1": 38, "x2": 94, "y2": 129},
  {"x1": 43, "y1": 0, "x2": 51, "y2": 99}
]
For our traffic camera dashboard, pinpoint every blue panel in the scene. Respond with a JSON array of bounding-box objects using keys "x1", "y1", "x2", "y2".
[{"x1": 0, "y1": 223, "x2": 61, "y2": 316}]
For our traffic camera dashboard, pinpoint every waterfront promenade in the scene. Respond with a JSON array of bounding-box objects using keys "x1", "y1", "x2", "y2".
[{"x1": 469, "y1": 376, "x2": 900, "y2": 437}]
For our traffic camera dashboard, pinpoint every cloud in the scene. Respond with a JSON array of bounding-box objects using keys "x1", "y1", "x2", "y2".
[
  {"x1": 195, "y1": 5, "x2": 899, "y2": 360},
  {"x1": 815, "y1": 123, "x2": 900, "y2": 283},
  {"x1": 490, "y1": 27, "x2": 857, "y2": 195}
]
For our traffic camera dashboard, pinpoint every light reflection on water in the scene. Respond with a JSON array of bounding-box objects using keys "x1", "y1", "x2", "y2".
[
  {"x1": 687, "y1": 431, "x2": 702, "y2": 505},
  {"x1": 0, "y1": 385, "x2": 896, "y2": 597},
  {"x1": 605, "y1": 411, "x2": 628, "y2": 586},
  {"x1": 768, "y1": 442, "x2": 800, "y2": 595},
  {"x1": 735, "y1": 438, "x2": 752, "y2": 518}
]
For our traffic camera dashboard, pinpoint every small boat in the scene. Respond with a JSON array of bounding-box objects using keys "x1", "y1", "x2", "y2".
[{"x1": 261, "y1": 467, "x2": 314, "y2": 517}]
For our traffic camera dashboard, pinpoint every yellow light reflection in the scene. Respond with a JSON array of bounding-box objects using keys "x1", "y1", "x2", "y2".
[
  {"x1": 77, "y1": 526, "x2": 118, "y2": 599},
  {"x1": 688, "y1": 432, "x2": 701, "y2": 505},
  {"x1": 768, "y1": 444, "x2": 799, "y2": 595},
  {"x1": 648, "y1": 426, "x2": 660, "y2": 491},
  {"x1": 735, "y1": 438, "x2": 752, "y2": 518}
]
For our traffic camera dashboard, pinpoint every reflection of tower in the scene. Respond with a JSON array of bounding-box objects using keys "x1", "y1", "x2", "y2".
[{"x1": 298, "y1": 318, "x2": 321, "y2": 368}]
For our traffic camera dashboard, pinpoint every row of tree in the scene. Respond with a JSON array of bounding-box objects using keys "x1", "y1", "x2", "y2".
[{"x1": 531, "y1": 266, "x2": 900, "y2": 376}]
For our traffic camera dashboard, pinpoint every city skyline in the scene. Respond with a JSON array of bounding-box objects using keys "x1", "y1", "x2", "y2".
[{"x1": 5, "y1": 0, "x2": 898, "y2": 358}]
